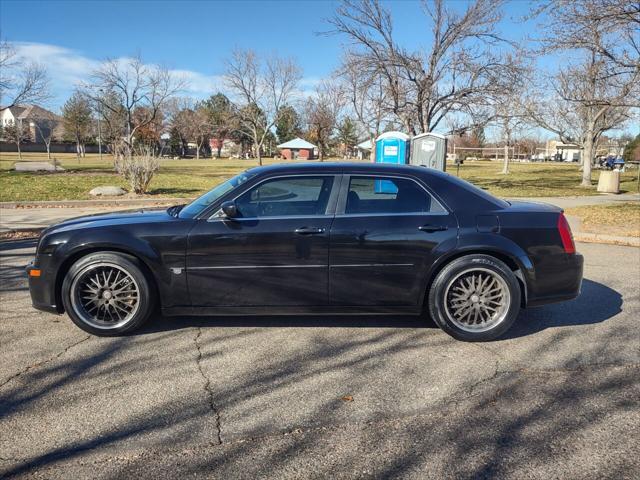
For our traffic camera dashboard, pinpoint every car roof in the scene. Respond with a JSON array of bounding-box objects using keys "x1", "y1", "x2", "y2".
[{"x1": 248, "y1": 161, "x2": 445, "y2": 177}]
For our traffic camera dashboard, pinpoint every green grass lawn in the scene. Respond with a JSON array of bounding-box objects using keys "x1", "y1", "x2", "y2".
[{"x1": 0, "y1": 153, "x2": 638, "y2": 202}]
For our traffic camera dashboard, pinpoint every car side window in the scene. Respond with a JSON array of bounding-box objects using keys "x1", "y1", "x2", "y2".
[
  {"x1": 235, "y1": 176, "x2": 334, "y2": 218},
  {"x1": 345, "y1": 176, "x2": 445, "y2": 215}
]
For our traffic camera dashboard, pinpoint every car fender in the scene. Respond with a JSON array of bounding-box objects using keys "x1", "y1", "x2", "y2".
[
  {"x1": 423, "y1": 231, "x2": 534, "y2": 307},
  {"x1": 52, "y1": 227, "x2": 165, "y2": 304}
]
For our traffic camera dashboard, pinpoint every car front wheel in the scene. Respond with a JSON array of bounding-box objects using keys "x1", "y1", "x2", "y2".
[
  {"x1": 61, "y1": 252, "x2": 154, "y2": 336},
  {"x1": 428, "y1": 254, "x2": 521, "y2": 342}
]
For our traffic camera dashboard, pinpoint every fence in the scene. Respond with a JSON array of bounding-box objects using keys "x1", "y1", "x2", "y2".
[{"x1": 0, "y1": 142, "x2": 104, "y2": 154}]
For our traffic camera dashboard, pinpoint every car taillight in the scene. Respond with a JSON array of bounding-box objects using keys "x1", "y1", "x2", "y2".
[{"x1": 558, "y1": 213, "x2": 576, "y2": 254}]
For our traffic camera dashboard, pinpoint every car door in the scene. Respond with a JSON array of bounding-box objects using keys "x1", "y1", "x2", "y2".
[
  {"x1": 329, "y1": 174, "x2": 458, "y2": 307},
  {"x1": 187, "y1": 174, "x2": 339, "y2": 307}
]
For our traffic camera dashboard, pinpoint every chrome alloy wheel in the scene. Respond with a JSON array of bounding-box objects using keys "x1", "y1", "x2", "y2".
[
  {"x1": 70, "y1": 262, "x2": 140, "y2": 329},
  {"x1": 443, "y1": 267, "x2": 511, "y2": 333}
]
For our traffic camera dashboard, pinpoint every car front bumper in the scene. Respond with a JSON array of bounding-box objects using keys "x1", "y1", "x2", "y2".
[{"x1": 26, "y1": 259, "x2": 62, "y2": 314}]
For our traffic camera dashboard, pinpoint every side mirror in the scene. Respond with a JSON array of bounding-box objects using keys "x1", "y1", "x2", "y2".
[{"x1": 220, "y1": 200, "x2": 238, "y2": 219}]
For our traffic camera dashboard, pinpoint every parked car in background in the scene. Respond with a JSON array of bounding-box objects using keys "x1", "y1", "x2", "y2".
[{"x1": 27, "y1": 163, "x2": 583, "y2": 342}]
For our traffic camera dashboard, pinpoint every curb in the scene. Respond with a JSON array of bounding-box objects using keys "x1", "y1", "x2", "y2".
[
  {"x1": 574, "y1": 233, "x2": 640, "y2": 248},
  {"x1": 0, "y1": 198, "x2": 192, "y2": 209}
]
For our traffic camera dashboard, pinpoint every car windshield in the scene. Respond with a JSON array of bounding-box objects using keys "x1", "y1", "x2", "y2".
[{"x1": 179, "y1": 171, "x2": 256, "y2": 219}]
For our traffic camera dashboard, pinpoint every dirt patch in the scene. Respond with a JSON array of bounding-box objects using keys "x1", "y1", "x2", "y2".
[{"x1": 0, "y1": 229, "x2": 42, "y2": 241}]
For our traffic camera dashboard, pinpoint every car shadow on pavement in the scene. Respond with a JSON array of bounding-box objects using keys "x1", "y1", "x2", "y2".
[
  {"x1": 138, "y1": 278, "x2": 620, "y2": 340},
  {"x1": 503, "y1": 279, "x2": 622, "y2": 339},
  {"x1": 138, "y1": 313, "x2": 434, "y2": 335}
]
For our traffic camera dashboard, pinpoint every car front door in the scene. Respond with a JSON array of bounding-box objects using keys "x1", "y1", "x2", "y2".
[
  {"x1": 329, "y1": 174, "x2": 458, "y2": 307},
  {"x1": 187, "y1": 175, "x2": 339, "y2": 307}
]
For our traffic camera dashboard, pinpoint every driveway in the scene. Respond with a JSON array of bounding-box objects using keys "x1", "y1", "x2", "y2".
[{"x1": 0, "y1": 241, "x2": 638, "y2": 479}]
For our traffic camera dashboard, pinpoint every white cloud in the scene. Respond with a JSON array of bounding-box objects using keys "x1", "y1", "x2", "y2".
[
  {"x1": 10, "y1": 41, "x2": 321, "y2": 111},
  {"x1": 10, "y1": 42, "x2": 227, "y2": 109}
]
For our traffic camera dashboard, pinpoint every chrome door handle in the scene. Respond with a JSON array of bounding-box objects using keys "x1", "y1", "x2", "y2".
[
  {"x1": 418, "y1": 224, "x2": 448, "y2": 233},
  {"x1": 294, "y1": 227, "x2": 325, "y2": 235}
]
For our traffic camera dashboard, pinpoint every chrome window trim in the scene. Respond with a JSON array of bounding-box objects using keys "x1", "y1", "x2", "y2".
[
  {"x1": 206, "y1": 173, "x2": 340, "y2": 221},
  {"x1": 336, "y1": 173, "x2": 449, "y2": 216},
  {"x1": 207, "y1": 214, "x2": 332, "y2": 223},
  {"x1": 335, "y1": 211, "x2": 449, "y2": 218}
]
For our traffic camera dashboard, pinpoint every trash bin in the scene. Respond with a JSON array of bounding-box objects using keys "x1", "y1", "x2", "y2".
[
  {"x1": 410, "y1": 132, "x2": 447, "y2": 171},
  {"x1": 597, "y1": 170, "x2": 620, "y2": 193}
]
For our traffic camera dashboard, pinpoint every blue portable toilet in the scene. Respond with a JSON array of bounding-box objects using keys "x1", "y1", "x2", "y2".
[
  {"x1": 375, "y1": 131, "x2": 410, "y2": 193},
  {"x1": 375, "y1": 131, "x2": 410, "y2": 165}
]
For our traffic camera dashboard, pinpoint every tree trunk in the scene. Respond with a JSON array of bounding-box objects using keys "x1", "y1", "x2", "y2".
[
  {"x1": 16, "y1": 142, "x2": 22, "y2": 160},
  {"x1": 217, "y1": 146, "x2": 222, "y2": 158},
  {"x1": 46, "y1": 143, "x2": 51, "y2": 160},
  {"x1": 370, "y1": 134, "x2": 376, "y2": 162},
  {"x1": 581, "y1": 137, "x2": 594, "y2": 187},
  {"x1": 257, "y1": 145, "x2": 262, "y2": 166},
  {"x1": 196, "y1": 144, "x2": 200, "y2": 160},
  {"x1": 76, "y1": 141, "x2": 81, "y2": 162},
  {"x1": 501, "y1": 145, "x2": 510, "y2": 174}
]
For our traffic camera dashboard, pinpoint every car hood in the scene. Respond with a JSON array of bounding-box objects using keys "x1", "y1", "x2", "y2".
[{"x1": 41, "y1": 208, "x2": 175, "y2": 235}]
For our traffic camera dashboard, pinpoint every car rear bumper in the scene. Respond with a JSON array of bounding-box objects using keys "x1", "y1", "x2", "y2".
[
  {"x1": 26, "y1": 260, "x2": 62, "y2": 314},
  {"x1": 525, "y1": 253, "x2": 584, "y2": 307}
]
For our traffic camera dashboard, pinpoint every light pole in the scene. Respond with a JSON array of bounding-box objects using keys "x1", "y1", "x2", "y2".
[{"x1": 97, "y1": 88, "x2": 104, "y2": 161}]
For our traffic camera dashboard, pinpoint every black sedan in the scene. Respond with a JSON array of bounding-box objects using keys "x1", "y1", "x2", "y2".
[{"x1": 27, "y1": 163, "x2": 583, "y2": 341}]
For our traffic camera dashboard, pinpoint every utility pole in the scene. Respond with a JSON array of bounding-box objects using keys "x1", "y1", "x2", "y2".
[{"x1": 97, "y1": 88, "x2": 103, "y2": 161}]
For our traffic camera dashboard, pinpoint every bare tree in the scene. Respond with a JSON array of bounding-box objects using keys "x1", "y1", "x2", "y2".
[
  {"x1": 304, "y1": 80, "x2": 345, "y2": 160},
  {"x1": 328, "y1": 0, "x2": 523, "y2": 135},
  {"x1": 2, "y1": 119, "x2": 30, "y2": 160},
  {"x1": 337, "y1": 53, "x2": 387, "y2": 160},
  {"x1": 525, "y1": 0, "x2": 640, "y2": 186},
  {"x1": 33, "y1": 115, "x2": 61, "y2": 160},
  {"x1": 224, "y1": 49, "x2": 301, "y2": 165},
  {"x1": 92, "y1": 90, "x2": 126, "y2": 158},
  {"x1": 535, "y1": 0, "x2": 639, "y2": 71},
  {"x1": 84, "y1": 55, "x2": 183, "y2": 161},
  {"x1": 191, "y1": 105, "x2": 213, "y2": 160},
  {"x1": 0, "y1": 40, "x2": 50, "y2": 110}
]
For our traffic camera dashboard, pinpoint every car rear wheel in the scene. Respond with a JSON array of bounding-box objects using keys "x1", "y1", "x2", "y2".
[
  {"x1": 428, "y1": 254, "x2": 521, "y2": 342},
  {"x1": 62, "y1": 252, "x2": 154, "y2": 336}
]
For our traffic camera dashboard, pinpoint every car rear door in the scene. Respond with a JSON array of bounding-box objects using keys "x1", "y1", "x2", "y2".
[
  {"x1": 328, "y1": 174, "x2": 458, "y2": 307},
  {"x1": 186, "y1": 174, "x2": 340, "y2": 307}
]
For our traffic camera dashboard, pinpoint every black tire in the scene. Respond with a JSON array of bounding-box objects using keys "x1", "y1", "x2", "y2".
[
  {"x1": 61, "y1": 252, "x2": 155, "y2": 336},
  {"x1": 428, "y1": 254, "x2": 521, "y2": 342}
]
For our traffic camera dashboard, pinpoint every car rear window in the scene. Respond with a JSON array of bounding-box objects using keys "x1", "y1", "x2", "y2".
[{"x1": 345, "y1": 176, "x2": 446, "y2": 215}]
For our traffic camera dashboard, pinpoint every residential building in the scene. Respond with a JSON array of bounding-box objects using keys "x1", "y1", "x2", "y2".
[{"x1": 0, "y1": 104, "x2": 61, "y2": 143}]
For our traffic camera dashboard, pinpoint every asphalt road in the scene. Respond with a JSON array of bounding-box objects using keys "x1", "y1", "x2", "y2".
[{"x1": 0, "y1": 241, "x2": 638, "y2": 479}]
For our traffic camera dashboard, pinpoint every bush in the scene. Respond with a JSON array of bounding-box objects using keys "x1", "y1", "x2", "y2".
[{"x1": 115, "y1": 149, "x2": 159, "y2": 194}]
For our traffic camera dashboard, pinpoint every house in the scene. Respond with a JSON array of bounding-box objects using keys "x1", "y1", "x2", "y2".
[
  {"x1": 356, "y1": 139, "x2": 373, "y2": 160},
  {"x1": 277, "y1": 137, "x2": 317, "y2": 160},
  {"x1": 1, "y1": 104, "x2": 61, "y2": 143},
  {"x1": 545, "y1": 140, "x2": 581, "y2": 162}
]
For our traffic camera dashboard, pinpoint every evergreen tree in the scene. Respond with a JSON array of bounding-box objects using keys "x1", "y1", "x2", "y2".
[{"x1": 275, "y1": 105, "x2": 303, "y2": 144}]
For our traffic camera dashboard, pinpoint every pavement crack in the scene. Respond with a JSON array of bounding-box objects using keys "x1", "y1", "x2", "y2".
[
  {"x1": 194, "y1": 327, "x2": 223, "y2": 445},
  {"x1": 0, "y1": 335, "x2": 91, "y2": 390}
]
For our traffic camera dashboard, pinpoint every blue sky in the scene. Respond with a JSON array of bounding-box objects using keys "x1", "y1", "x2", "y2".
[{"x1": 1, "y1": 0, "x2": 539, "y2": 112}]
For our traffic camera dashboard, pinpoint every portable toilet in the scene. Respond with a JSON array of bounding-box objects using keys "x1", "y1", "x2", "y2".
[
  {"x1": 374, "y1": 132, "x2": 410, "y2": 193},
  {"x1": 375, "y1": 131, "x2": 410, "y2": 165},
  {"x1": 410, "y1": 132, "x2": 447, "y2": 171}
]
